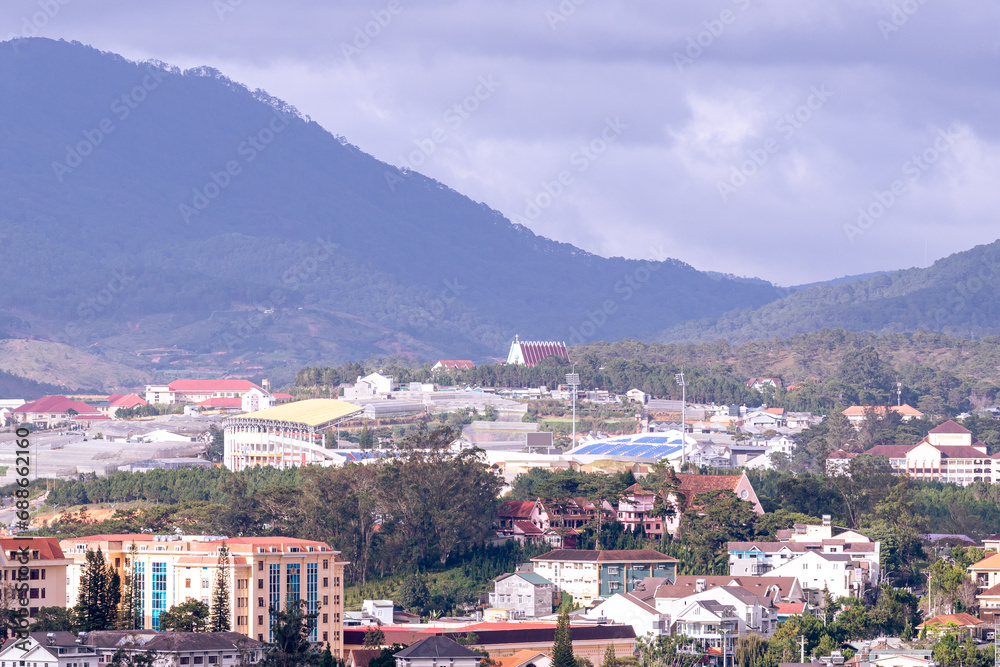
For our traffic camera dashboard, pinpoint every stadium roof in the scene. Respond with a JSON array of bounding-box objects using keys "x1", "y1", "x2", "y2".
[{"x1": 231, "y1": 399, "x2": 363, "y2": 427}]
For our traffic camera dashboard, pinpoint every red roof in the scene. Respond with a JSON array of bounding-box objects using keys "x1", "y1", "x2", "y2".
[
  {"x1": 917, "y1": 612, "x2": 981, "y2": 629},
  {"x1": 512, "y1": 521, "x2": 545, "y2": 535},
  {"x1": 435, "y1": 360, "x2": 475, "y2": 370},
  {"x1": 930, "y1": 420, "x2": 972, "y2": 434},
  {"x1": 196, "y1": 397, "x2": 243, "y2": 408},
  {"x1": 775, "y1": 602, "x2": 808, "y2": 615},
  {"x1": 14, "y1": 396, "x2": 99, "y2": 415},
  {"x1": 109, "y1": 394, "x2": 147, "y2": 408},
  {"x1": 935, "y1": 445, "x2": 989, "y2": 458},
  {"x1": 514, "y1": 341, "x2": 569, "y2": 367},
  {"x1": 273, "y1": 393, "x2": 294, "y2": 399},
  {"x1": 498, "y1": 500, "x2": 537, "y2": 519},
  {"x1": 676, "y1": 473, "x2": 742, "y2": 498},
  {"x1": 0, "y1": 538, "x2": 66, "y2": 560},
  {"x1": 169, "y1": 379, "x2": 259, "y2": 392},
  {"x1": 763, "y1": 408, "x2": 785, "y2": 416},
  {"x1": 827, "y1": 449, "x2": 857, "y2": 459}
]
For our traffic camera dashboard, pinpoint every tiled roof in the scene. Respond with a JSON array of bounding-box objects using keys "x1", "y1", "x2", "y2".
[
  {"x1": 970, "y1": 553, "x2": 1000, "y2": 570},
  {"x1": 495, "y1": 572, "x2": 552, "y2": 586},
  {"x1": 14, "y1": 396, "x2": 99, "y2": 415},
  {"x1": 775, "y1": 602, "x2": 808, "y2": 615},
  {"x1": 348, "y1": 649, "x2": 383, "y2": 667},
  {"x1": 84, "y1": 630, "x2": 262, "y2": 651},
  {"x1": 676, "y1": 473, "x2": 742, "y2": 498},
  {"x1": 498, "y1": 500, "x2": 537, "y2": 519},
  {"x1": 935, "y1": 445, "x2": 990, "y2": 458},
  {"x1": 109, "y1": 394, "x2": 147, "y2": 408},
  {"x1": 394, "y1": 636, "x2": 483, "y2": 660},
  {"x1": 916, "y1": 613, "x2": 981, "y2": 629},
  {"x1": 169, "y1": 380, "x2": 259, "y2": 392},
  {"x1": 494, "y1": 651, "x2": 548, "y2": 667},
  {"x1": 512, "y1": 521, "x2": 544, "y2": 535},
  {"x1": 979, "y1": 583, "x2": 1000, "y2": 597},
  {"x1": 0, "y1": 538, "x2": 66, "y2": 560},
  {"x1": 843, "y1": 404, "x2": 922, "y2": 417},
  {"x1": 827, "y1": 449, "x2": 857, "y2": 459},
  {"x1": 533, "y1": 549, "x2": 677, "y2": 563},
  {"x1": 930, "y1": 420, "x2": 972, "y2": 434}
]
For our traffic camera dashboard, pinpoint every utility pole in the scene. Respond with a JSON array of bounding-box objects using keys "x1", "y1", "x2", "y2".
[
  {"x1": 897, "y1": 381, "x2": 902, "y2": 407},
  {"x1": 675, "y1": 372, "x2": 686, "y2": 469},
  {"x1": 566, "y1": 367, "x2": 580, "y2": 448},
  {"x1": 800, "y1": 635, "x2": 806, "y2": 664}
]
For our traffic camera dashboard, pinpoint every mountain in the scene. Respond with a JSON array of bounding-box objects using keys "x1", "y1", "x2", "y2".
[
  {"x1": 0, "y1": 38, "x2": 787, "y2": 381},
  {"x1": 659, "y1": 240, "x2": 1000, "y2": 343}
]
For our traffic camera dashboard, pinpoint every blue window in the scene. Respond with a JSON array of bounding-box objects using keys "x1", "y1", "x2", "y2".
[
  {"x1": 306, "y1": 564, "x2": 318, "y2": 641},
  {"x1": 151, "y1": 563, "x2": 167, "y2": 630},
  {"x1": 269, "y1": 564, "x2": 281, "y2": 642},
  {"x1": 134, "y1": 562, "x2": 146, "y2": 627}
]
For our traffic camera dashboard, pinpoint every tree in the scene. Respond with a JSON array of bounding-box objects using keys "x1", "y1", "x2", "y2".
[
  {"x1": 75, "y1": 547, "x2": 119, "y2": 631},
  {"x1": 552, "y1": 607, "x2": 575, "y2": 667},
  {"x1": 29, "y1": 606, "x2": 75, "y2": 631},
  {"x1": 368, "y1": 646, "x2": 407, "y2": 667},
  {"x1": 107, "y1": 649, "x2": 158, "y2": 667},
  {"x1": 211, "y1": 543, "x2": 232, "y2": 632},
  {"x1": 601, "y1": 644, "x2": 618, "y2": 667},
  {"x1": 158, "y1": 599, "x2": 210, "y2": 632},
  {"x1": 263, "y1": 600, "x2": 320, "y2": 667},
  {"x1": 734, "y1": 633, "x2": 768, "y2": 667},
  {"x1": 363, "y1": 626, "x2": 386, "y2": 649},
  {"x1": 399, "y1": 574, "x2": 429, "y2": 614},
  {"x1": 636, "y1": 634, "x2": 702, "y2": 667},
  {"x1": 208, "y1": 426, "x2": 225, "y2": 462}
]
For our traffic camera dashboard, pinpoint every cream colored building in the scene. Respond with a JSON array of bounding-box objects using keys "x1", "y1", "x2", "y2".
[
  {"x1": 0, "y1": 538, "x2": 71, "y2": 620},
  {"x1": 59, "y1": 534, "x2": 347, "y2": 657}
]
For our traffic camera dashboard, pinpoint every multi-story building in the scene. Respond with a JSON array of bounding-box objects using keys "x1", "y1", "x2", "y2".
[
  {"x1": 0, "y1": 538, "x2": 72, "y2": 620},
  {"x1": 842, "y1": 404, "x2": 923, "y2": 426},
  {"x1": 223, "y1": 399, "x2": 364, "y2": 470},
  {"x1": 145, "y1": 380, "x2": 265, "y2": 406},
  {"x1": 864, "y1": 420, "x2": 999, "y2": 486},
  {"x1": 663, "y1": 473, "x2": 765, "y2": 537},
  {"x1": 530, "y1": 549, "x2": 677, "y2": 605},
  {"x1": 763, "y1": 551, "x2": 862, "y2": 602},
  {"x1": 488, "y1": 572, "x2": 555, "y2": 618},
  {"x1": 59, "y1": 534, "x2": 347, "y2": 657},
  {"x1": 12, "y1": 396, "x2": 101, "y2": 429}
]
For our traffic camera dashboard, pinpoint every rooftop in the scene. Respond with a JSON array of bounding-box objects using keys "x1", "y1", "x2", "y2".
[{"x1": 230, "y1": 398, "x2": 364, "y2": 427}]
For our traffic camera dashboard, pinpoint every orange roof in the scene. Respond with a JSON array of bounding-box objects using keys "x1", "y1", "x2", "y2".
[
  {"x1": 971, "y1": 553, "x2": 1000, "y2": 570},
  {"x1": 495, "y1": 650, "x2": 549, "y2": 667},
  {"x1": 763, "y1": 408, "x2": 785, "y2": 416},
  {"x1": 917, "y1": 612, "x2": 981, "y2": 629},
  {"x1": 843, "y1": 404, "x2": 922, "y2": 417},
  {"x1": 676, "y1": 473, "x2": 742, "y2": 497},
  {"x1": 0, "y1": 538, "x2": 66, "y2": 560}
]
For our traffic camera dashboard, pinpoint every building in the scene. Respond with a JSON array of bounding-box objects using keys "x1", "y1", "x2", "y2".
[
  {"x1": 656, "y1": 584, "x2": 779, "y2": 651},
  {"x1": 432, "y1": 360, "x2": 475, "y2": 371},
  {"x1": 663, "y1": 473, "x2": 765, "y2": 537},
  {"x1": 530, "y1": 549, "x2": 678, "y2": 605},
  {"x1": 145, "y1": 380, "x2": 265, "y2": 406},
  {"x1": 85, "y1": 631, "x2": 264, "y2": 667},
  {"x1": 842, "y1": 404, "x2": 923, "y2": 426},
  {"x1": 0, "y1": 538, "x2": 71, "y2": 621},
  {"x1": 969, "y1": 552, "x2": 1000, "y2": 618},
  {"x1": 825, "y1": 450, "x2": 857, "y2": 476},
  {"x1": 103, "y1": 394, "x2": 149, "y2": 418},
  {"x1": 362, "y1": 599, "x2": 394, "y2": 625},
  {"x1": 223, "y1": 399, "x2": 364, "y2": 470},
  {"x1": 763, "y1": 551, "x2": 862, "y2": 602},
  {"x1": 506, "y1": 337, "x2": 569, "y2": 367},
  {"x1": 12, "y1": 396, "x2": 100, "y2": 428},
  {"x1": 489, "y1": 573, "x2": 555, "y2": 618},
  {"x1": 59, "y1": 534, "x2": 347, "y2": 657},
  {"x1": 746, "y1": 378, "x2": 783, "y2": 393},
  {"x1": 863, "y1": 420, "x2": 998, "y2": 486},
  {"x1": 394, "y1": 636, "x2": 483, "y2": 667},
  {"x1": 586, "y1": 593, "x2": 669, "y2": 637},
  {"x1": 617, "y1": 484, "x2": 661, "y2": 535},
  {"x1": 241, "y1": 387, "x2": 275, "y2": 413},
  {"x1": 630, "y1": 575, "x2": 805, "y2": 606},
  {"x1": 342, "y1": 373, "x2": 395, "y2": 400},
  {"x1": 0, "y1": 632, "x2": 98, "y2": 667}
]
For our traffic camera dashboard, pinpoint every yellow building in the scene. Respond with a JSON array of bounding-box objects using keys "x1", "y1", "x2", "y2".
[
  {"x1": 59, "y1": 534, "x2": 347, "y2": 656},
  {"x1": 223, "y1": 399, "x2": 364, "y2": 470}
]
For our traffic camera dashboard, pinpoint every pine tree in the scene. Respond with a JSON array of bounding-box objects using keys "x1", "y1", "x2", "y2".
[
  {"x1": 210, "y1": 543, "x2": 232, "y2": 632},
  {"x1": 116, "y1": 543, "x2": 137, "y2": 629},
  {"x1": 551, "y1": 607, "x2": 574, "y2": 667},
  {"x1": 600, "y1": 645, "x2": 617, "y2": 667},
  {"x1": 75, "y1": 547, "x2": 113, "y2": 631}
]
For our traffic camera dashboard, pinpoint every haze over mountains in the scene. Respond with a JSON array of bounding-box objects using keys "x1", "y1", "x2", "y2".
[{"x1": 0, "y1": 39, "x2": 997, "y2": 384}]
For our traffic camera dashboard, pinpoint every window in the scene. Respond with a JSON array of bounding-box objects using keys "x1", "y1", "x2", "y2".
[
  {"x1": 186, "y1": 579, "x2": 192, "y2": 589},
  {"x1": 258, "y1": 579, "x2": 264, "y2": 589},
  {"x1": 322, "y1": 560, "x2": 328, "y2": 570},
  {"x1": 202, "y1": 578, "x2": 210, "y2": 588},
  {"x1": 258, "y1": 562, "x2": 264, "y2": 571},
  {"x1": 322, "y1": 614, "x2": 328, "y2": 623},
  {"x1": 323, "y1": 595, "x2": 329, "y2": 605},
  {"x1": 322, "y1": 578, "x2": 329, "y2": 587},
  {"x1": 194, "y1": 658, "x2": 204, "y2": 665},
  {"x1": 258, "y1": 598, "x2": 264, "y2": 608},
  {"x1": 208, "y1": 658, "x2": 218, "y2": 664}
]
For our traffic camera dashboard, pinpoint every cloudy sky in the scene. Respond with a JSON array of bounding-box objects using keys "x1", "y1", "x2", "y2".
[{"x1": 4, "y1": 0, "x2": 1000, "y2": 285}]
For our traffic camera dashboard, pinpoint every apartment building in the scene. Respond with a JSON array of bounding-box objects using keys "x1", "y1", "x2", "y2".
[
  {"x1": 530, "y1": 549, "x2": 677, "y2": 605},
  {"x1": 59, "y1": 535, "x2": 347, "y2": 657},
  {"x1": 0, "y1": 538, "x2": 71, "y2": 620}
]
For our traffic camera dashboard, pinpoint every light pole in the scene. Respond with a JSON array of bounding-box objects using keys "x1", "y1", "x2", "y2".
[
  {"x1": 897, "y1": 381, "x2": 902, "y2": 407},
  {"x1": 675, "y1": 372, "x2": 686, "y2": 469},
  {"x1": 566, "y1": 368, "x2": 580, "y2": 448}
]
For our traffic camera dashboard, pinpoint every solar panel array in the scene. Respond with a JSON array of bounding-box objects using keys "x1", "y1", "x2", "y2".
[{"x1": 570, "y1": 434, "x2": 683, "y2": 459}]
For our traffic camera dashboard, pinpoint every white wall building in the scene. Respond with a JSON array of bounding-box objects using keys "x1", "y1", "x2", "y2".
[{"x1": 587, "y1": 593, "x2": 669, "y2": 637}]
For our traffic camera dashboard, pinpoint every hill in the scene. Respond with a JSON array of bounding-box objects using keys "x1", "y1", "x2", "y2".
[
  {"x1": 658, "y1": 240, "x2": 1000, "y2": 343},
  {"x1": 0, "y1": 339, "x2": 152, "y2": 391},
  {"x1": 0, "y1": 38, "x2": 786, "y2": 380}
]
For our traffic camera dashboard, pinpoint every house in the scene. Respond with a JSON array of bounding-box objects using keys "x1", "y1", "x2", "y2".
[
  {"x1": 343, "y1": 373, "x2": 395, "y2": 400},
  {"x1": 841, "y1": 404, "x2": 923, "y2": 426},
  {"x1": 658, "y1": 583, "x2": 779, "y2": 646},
  {"x1": 497, "y1": 500, "x2": 549, "y2": 532},
  {"x1": 662, "y1": 473, "x2": 765, "y2": 537},
  {"x1": 489, "y1": 572, "x2": 555, "y2": 618},
  {"x1": 915, "y1": 613, "x2": 983, "y2": 638},
  {"x1": 272, "y1": 392, "x2": 295, "y2": 405},
  {"x1": 493, "y1": 651, "x2": 552, "y2": 667},
  {"x1": 0, "y1": 632, "x2": 99, "y2": 667},
  {"x1": 616, "y1": 484, "x2": 665, "y2": 535},
  {"x1": 86, "y1": 631, "x2": 264, "y2": 667},
  {"x1": 741, "y1": 411, "x2": 784, "y2": 429},
  {"x1": 688, "y1": 442, "x2": 733, "y2": 469},
  {"x1": 348, "y1": 650, "x2": 384, "y2": 667},
  {"x1": 530, "y1": 549, "x2": 678, "y2": 605},
  {"x1": 763, "y1": 551, "x2": 862, "y2": 602},
  {"x1": 394, "y1": 636, "x2": 483, "y2": 667},
  {"x1": 626, "y1": 389, "x2": 648, "y2": 404},
  {"x1": 969, "y1": 552, "x2": 1000, "y2": 616},
  {"x1": 506, "y1": 336, "x2": 569, "y2": 367},
  {"x1": 196, "y1": 397, "x2": 244, "y2": 412},
  {"x1": 630, "y1": 575, "x2": 805, "y2": 606},
  {"x1": 432, "y1": 360, "x2": 475, "y2": 371},
  {"x1": 103, "y1": 393, "x2": 148, "y2": 418},
  {"x1": 241, "y1": 386, "x2": 275, "y2": 413},
  {"x1": 145, "y1": 380, "x2": 264, "y2": 405},
  {"x1": 746, "y1": 378, "x2": 783, "y2": 393},
  {"x1": 825, "y1": 450, "x2": 857, "y2": 476},
  {"x1": 362, "y1": 599, "x2": 394, "y2": 626},
  {"x1": 13, "y1": 396, "x2": 100, "y2": 428},
  {"x1": 587, "y1": 593, "x2": 669, "y2": 637},
  {"x1": 0, "y1": 538, "x2": 71, "y2": 621}
]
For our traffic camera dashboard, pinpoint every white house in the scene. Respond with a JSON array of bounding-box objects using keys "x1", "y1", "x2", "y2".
[
  {"x1": 587, "y1": 592, "x2": 669, "y2": 637},
  {"x1": 394, "y1": 636, "x2": 483, "y2": 667},
  {"x1": 362, "y1": 599, "x2": 394, "y2": 625},
  {"x1": 241, "y1": 386, "x2": 275, "y2": 413},
  {"x1": 0, "y1": 632, "x2": 97, "y2": 667},
  {"x1": 763, "y1": 551, "x2": 860, "y2": 602},
  {"x1": 655, "y1": 584, "x2": 778, "y2": 639},
  {"x1": 626, "y1": 389, "x2": 648, "y2": 404},
  {"x1": 488, "y1": 572, "x2": 555, "y2": 618}
]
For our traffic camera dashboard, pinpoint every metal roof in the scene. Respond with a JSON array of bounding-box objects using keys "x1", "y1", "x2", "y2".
[{"x1": 229, "y1": 398, "x2": 363, "y2": 427}]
